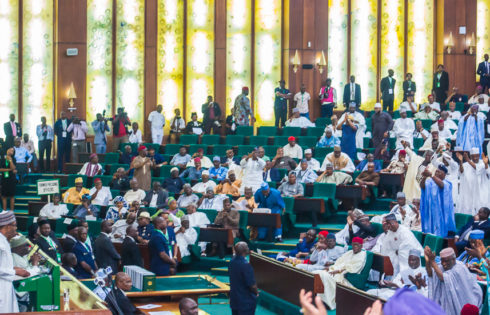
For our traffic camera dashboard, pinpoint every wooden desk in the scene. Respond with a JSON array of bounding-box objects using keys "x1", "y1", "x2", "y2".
[
  {"x1": 29, "y1": 201, "x2": 47, "y2": 217},
  {"x1": 198, "y1": 227, "x2": 234, "y2": 246},
  {"x1": 335, "y1": 185, "x2": 368, "y2": 209},
  {"x1": 250, "y1": 252, "x2": 323, "y2": 307},
  {"x1": 64, "y1": 163, "x2": 84, "y2": 174},
  {"x1": 379, "y1": 173, "x2": 404, "y2": 198},
  {"x1": 247, "y1": 213, "x2": 281, "y2": 242},
  {"x1": 113, "y1": 242, "x2": 151, "y2": 270},
  {"x1": 293, "y1": 198, "x2": 325, "y2": 227},
  {"x1": 133, "y1": 301, "x2": 209, "y2": 315},
  {"x1": 336, "y1": 283, "x2": 385, "y2": 315},
  {"x1": 371, "y1": 253, "x2": 394, "y2": 276}
]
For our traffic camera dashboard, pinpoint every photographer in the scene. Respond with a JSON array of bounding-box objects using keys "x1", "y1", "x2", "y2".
[
  {"x1": 92, "y1": 113, "x2": 110, "y2": 154},
  {"x1": 202, "y1": 95, "x2": 222, "y2": 134},
  {"x1": 111, "y1": 107, "x2": 131, "y2": 152},
  {"x1": 67, "y1": 116, "x2": 88, "y2": 163}
]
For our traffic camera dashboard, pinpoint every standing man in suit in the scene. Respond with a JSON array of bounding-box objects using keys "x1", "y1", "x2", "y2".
[
  {"x1": 92, "y1": 113, "x2": 110, "y2": 154},
  {"x1": 36, "y1": 220, "x2": 63, "y2": 263},
  {"x1": 402, "y1": 73, "x2": 416, "y2": 101},
  {"x1": 94, "y1": 220, "x2": 121, "y2": 274},
  {"x1": 148, "y1": 216, "x2": 177, "y2": 276},
  {"x1": 62, "y1": 222, "x2": 78, "y2": 253},
  {"x1": 54, "y1": 111, "x2": 72, "y2": 173},
  {"x1": 432, "y1": 64, "x2": 449, "y2": 106},
  {"x1": 36, "y1": 116, "x2": 54, "y2": 172},
  {"x1": 274, "y1": 80, "x2": 292, "y2": 127},
  {"x1": 477, "y1": 54, "x2": 490, "y2": 93},
  {"x1": 380, "y1": 69, "x2": 396, "y2": 112},
  {"x1": 72, "y1": 226, "x2": 97, "y2": 278},
  {"x1": 121, "y1": 226, "x2": 143, "y2": 267},
  {"x1": 343, "y1": 75, "x2": 361, "y2": 108},
  {"x1": 229, "y1": 242, "x2": 258, "y2": 315},
  {"x1": 3, "y1": 114, "x2": 21, "y2": 150},
  {"x1": 202, "y1": 95, "x2": 222, "y2": 134}
]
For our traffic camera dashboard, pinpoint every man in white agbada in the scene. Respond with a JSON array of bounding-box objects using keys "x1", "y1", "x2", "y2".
[
  {"x1": 111, "y1": 212, "x2": 138, "y2": 243},
  {"x1": 39, "y1": 193, "x2": 69, "y2": 219},
  {"x1": 296, "y1": 234, "x2": 345, "y2": 272},
  {"x1": 148, "y1": 104, "x2": 166, "y2": 144},
  {"x1": 419, "y1": 128, "x2": 449, "y2": 151},
  {"x1": 456, "y1": 148, "x2": 490, "y2": 215},
  {"x1": 320, "y1": 145, "x2": 355, "y2": 172},
  {"x1": 174, "y1": 216, "x2": 198, "y2": 258},
  {"x1": 371, "y1": 192, "x2": 420, "y2": 231},
  {"x1": 367, "y1": 249, "x2": 428, "y2": 300},
  {"x1": 425, "y1": 247, "x2": 482, "y2": 315},
  {"x1": 297, "y1": 149, "x2": 321, "y2": 172},
  {"x1": 339, "y1": 103, "x2": 366, "y2": 149},
  {"x1": 433, "y1": 151, "x2": 460, "y2": 207},
  {"x1": 294, "y1": 159, "x2": 318, "y2": 184},
  {"x1": 383, "y1": 214, "x2": 423, "y2": 276},
  {"x1": 198, "y1": 187, "x2": 227, "y2": 211},
  {"x1": 402, "y1": 141, "x2": 436, "y2": 201},
  {"x1": 433, "y1": 111, "x2": 458, "y2": 132},
  {"x1": 240, "y1": 149, "x2": 266, "y2": 193},
  {"x1": 312, "y1": 237, "x2": 367, "y2": 310},
  {"x1": 283, "y1": 136, "x2": 303, "y2": 159},
  {"x1": 186, "y1": 204, "x2": 210, "y2": 228},
  {"x1": 191, "y1": 171, "x2": 217, "y2": 194},
  {"x1": 285, "y1": 107, "x2": 315, "y2": 128},
  {"x1": 0, "y1": 211, "x2": 30, "y2": 312},
  {"x1": 392, "y1": 108, "x2": 415, "y2": 149}
]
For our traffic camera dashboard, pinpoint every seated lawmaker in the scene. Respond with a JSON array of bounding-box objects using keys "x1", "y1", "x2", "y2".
[
  {"x1": 124, "y1": 179, "x2": 147, "y2": 204},
  {"x1": 355, "y1": 162, "x2": 380, "y2": 195},
  {"x1": 36, "y1": 219, "x2": 63, "y2": 263},
  {"x1": 39, "y1": 193, "x2": 69, "y2": 219},
  {"x1": 119, "y1": 145, "x2": 135, "y2": 164},
  {"x1": 263, "y1": 159, "x2": 281, "y2": 182},
  {"x1": 221, "y1": 149, "x2": 240, "y2": 167},
  {"x1": 174, "y1": 216, "x2": 198, "y2": 258},
  {"x1": 89, "y1": 178, "x2": 113, "y2": 207},
  {"x1": 272, "y1": 147, "x2": 297, "y2": 171},
  {"x1": 63, "y1": 177, "x2": 90, "y2": 205},
  {"x1": 296, "y1": 233, "x2": 345, "y2": 272},
  {"x1": 414, "y1": 104, "x2": 438, "y2": 121},
  {"x1": 285, "y1": 107, "x2": 315, "y2": 128},
  {"x1": 355, "y1": 153, "x2": 382, "y2": 172},
  {"x1": 382, "y1": 150, "x2": 408, "y2": 174},
  {"x1": 347, "y1": 215, "x2": 377, "y2": 244},
  {"x1": 73, "y1": 194, "x2": 99, "y2": 219},
  {"x1": 320, "y1": 145, "x2": 355, "y2": 172},
  {"x1": 142, "y1": 181, "x2": 168, "y2": 209},
  {"x1": 111, "y1": 212, "x2": 137, "y2": 242},
  {"x1": 147, "y1": 146, "x2": 167, "y2": 167},
  {"x1": 317, "y1": 128, "x2": 341, "y2": 148},
  {"x1": 179, "y1": 158, "x2": 203, "y2": 181},
  {"x1": 72, "y1": 226, "x2": 97, "y2": 279},
  {"x1": 209, "y1": 156, "x2": 228, "y2": 181},
  {"x1": 209, "y1": 199, "x2": 240, "y2": 258},
  {"x1": 187, "y1": 148, "x2": 212, "y2": 168},
  {"x1": 186, "y1": 203, "x2": 210, "y2": 228},
  {"x1": 301, "y1": 149, "x2": 321, "y2": 171},
  {"x1": 149, "y1": 217, "x2": 177, "y2": 276},
  {"x1": 455, "y1": 207, "x2": 490, "y2": 253},
  {"x1": 294, "y1": 159, "x2": 318, "y2": 184},
  {"x1": 110, "y1": 167, "x2": 130, "y2": 193},
  {"x1": 170, "y1": 146, "x2": 192, "y2": 169},
  {"x1": 215, "y1": 170, "x2": 241, "y2": 197},
  {"x1": 198, "y1": 187, "x2": 227, "y2": 211},
  {"x1": 316, "y1": 163, "x2": 352, "y2": 185},
  {"x1": 136, "y1": 211, "x2": 154, "y2": 244},
  {"x1": 162, "y1": 167, "x2": 185, "y2": 194},
  {"x1": 277, "y1": 171, "x2": 304, "y2": 197},
  {"x1": 177, "y1": 184, "x2": 199, "y2": 208},
  {"x1": 78, "y1": 153, "x2": 103, "y2": 177},
  {"x1": 236, "y1": 187, "x2": 258, "y2": 212},
  {"x1": 105, "y1": 272, "x2": 145, "y2": 315},
  {"x1": 457, "y1": 230, "x2": 487, "y2": 266},
  {"x1": 105, "y1": 196, "x2": 128, "y2": 222},
  {"x1": 276, "y1": 229, "x2": 317, "y2": 261},
  {"x1": 192, "y1": 170, "x2": 216, "y2": 194},
  {"x1": 283, "y1": 136, "x2": 303, "y2": 160}
]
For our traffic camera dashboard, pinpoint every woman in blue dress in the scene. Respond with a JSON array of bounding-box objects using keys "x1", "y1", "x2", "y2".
[{"x1": 339, "y1": 114, "x2": 358, "y2": 161}]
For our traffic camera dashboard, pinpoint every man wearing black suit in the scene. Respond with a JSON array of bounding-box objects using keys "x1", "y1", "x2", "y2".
[
  {"x1": 343, "y1": 75, "x2": 361, "y2": 108},
  {"x1": 105, "y1": 272, "x2": 144, "y2": 315},
  {"x1": 61, "y1": 222, "x2": 78, "y2": 253},
  {"x1": 53, "y1": 111, "x2": 72, "y2": 173},
  {"x1": 202, "y1": 95, "x2": 222, "y2": 134},
  {"x1": 455, "y1": 207, "x2": 490, "y2": 253},
  {"x1": 121, "y1": 226, "x2": 143, "y2": 267},
  {"x1": 142, "y1": 181, "x2": 168, "y2": 209},
  {"x1": 3, "y1": 113, "x2": 21, "y2": 150},
  {"x1": 94, "y1": 220, "x2": 121, "y2": 273},
  {"x1": 477, "y1": 54, "x2": 490, "y2": 92},
  {"x1": 402, "y1": 73, "x2": 416, "y2": 101},
  {"x1": 36, "y1": 220, "x2": 63, "y2": 263},
  {"x1": 380, "y1": 69, "x2": 396, "y2": 112},
  {"x1": 432, "y1": 64, "x2": 449, "y2": 106}
]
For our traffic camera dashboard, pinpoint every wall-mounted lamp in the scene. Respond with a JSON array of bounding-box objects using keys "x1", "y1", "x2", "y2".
[
  {"x1": 445, "y1": 32, "x2": 454, "y2": 54},
  {"x1": 67, "y1": 82, "x2": 77, "y2": 112},
  {"x1": 467, "y1": 32, "x2": 476, "y2": 55},
  {"x1": 317, "y1": 50, "x2": 327, "y2": 74},
  {"x1": 292, "y1": 50, "x2": 301, "y2": 73}
]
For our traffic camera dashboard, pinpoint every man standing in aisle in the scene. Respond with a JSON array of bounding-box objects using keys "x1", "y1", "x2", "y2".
[
  {"x1": 293, "y1": 84, "x2": 311, "y2": 119},
  {"x1": 111, "y1": 107, "x2": 131, "y2": 152},
  {"x1": 477, "y1": 54, "x2": 490, "y2": 92},
  {"x1": 229, "y1": 242, "x2": 258, "y2": 315},
  {"x1": 36, "y1": 116, "x2": 54, "y2": 172},
  {"x1": 432, "y1": 64, "x2": 449, "y2": 106},
  {"x1": 148, "y1": 104, "x2": 165, "y2": 145},
  {"x1": 3, "y1": 114, "x2": 21, "y2": 150},
  {"x1": 54, "y1": 111, "x2": 72, "y2": 173},
  {"x1": 92, "y1": 113, "x2": 110, "y2": 154},
  {"x1": 274, "y1": 80, "x2": 292, "y2": 127},
  {"x1": 380, "y1": 69, "x2": 396, "y2": 112},
  {"x1": 343, "y1": 75, "x2": 361, "y2": 109},
  {"x1": 67, "y1": 116, "x2": 88, "y2": 163},
  {"x1": 319, "y1": 78, "x2": 337, "y2": 117},
  {"x1": 233, "y1": 87, "x2": 254, "y2": 127},
  {"x1": 202, "y1": 95, "x2": 222, "y2": 134}
]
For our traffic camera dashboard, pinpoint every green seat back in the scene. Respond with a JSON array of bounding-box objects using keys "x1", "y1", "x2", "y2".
[
  {"x1": 258, "y1": 126, "x2": 278, "y2": 136},
  {"x1": 298, "y1": 136, "x2": 318, "y2": 149},
  {"x1": 67, "y1": 174, "x2": 87, "y2": 188},
  {"x1": 55, "y1": 218, "x2": 79, "y2": 236},
  {"x1": 119, "y1": 142, "x2": 138, "y2": 153},
  {"x1": 314, "y1": 147, "x2": 332, "y2": 161},
  {"x1": 159, "y1": 165, "x2": 175, "y2": 178},
  {"x1": 413, "y1": 138, "x2": 424, "y2": 150},
  {"x1": 106, "y1": 163, "x2": 130, "y2": 175},
  {"x1": 180, "y1": 134, "x2": 199, "y2": 145},
  {"x1": 211, "y1": 144, "x2": 231, "y2": 156},
  {"x1": 371, "y1": 223, "x2": 383, "y2": 235},
  {"x1": 363, "y1": 137, "x2": 371, "y2": 149},
  {"x1": 421, "y1": 119, "x2": 433, "y2": 130},
  {"x1": 225, "y1": 135, "x2": 245, "y2": 145},
  {"x1": 315, "y1": 117, "x2": 331, "y2": 128},
  {"x1": 264, "y1": 145, "x2": 280, "y2": 157},
  {"x1": 277, "y1": 168, "x2": 289, "y2": 180},
  {"x1": 249, "y1": 136, "x2": 269, "y2": 146},
  {"x1": 238, "y1": 210, "x2": 249, "y2": 230},
  {"x1": 189, "y1": 144, "x2": 208, "y2": 155},
  {"x1": 104, "y1": 152, "x2": 120, "y2": 164},
  {"x1": 238, "y1": 145, "x2": 256, "y2": 156},
  {"x1": 389, "y1": 138, "x2": 396, "y2": 150},
  {"x1": 236, "y1": 126, "x2": 254, "y2": 136},
  {"x1": 423, "y1": 234, "x2": 444, "y2": 255},
  {"x1": 455, "y1": 102, "x2": 464, "y2": 112},
  {"x1": 306, "y1": 127, "x2": 324, "y2": 137},
  {"x1": 87, "y1": 220, "x2": 102, "y2": 237},
  {"x1": 365, "y1": 118, "x2": 372, "y2": 132},
  {"x1": 164, "y1": 144, "x2": 181, "y2": 155},
  {"x1": 267, "y1": 181, "x2": 277, "y2": 189},
  {"x1": 283, "y1": 197, "x2": 295, "y2": 213},
  {"x1": 282, "y1": 127, "x2": 301, "y2": 137},
  {"x1": 93, "y1": 175, "x2": 113, "y2": 186},
  {"x1": 273, "y1": 136, "x2": 289, "y2": 146},
  {"x1": 312, "y1": 183, "x2": 336, "y2": 199},
  {"x1": 455, "y1": 213, "x2": 472, "y2": 230},
  {"x1": 202, "y1": 134, "x2": 220, "y2": 145},
  {"x1": 345, "y1": 251, "x2": 373, "y2": 290},
  {"x1": 199, "y1": 209, "x2": 218, "y2": 223},
  {"x1": 110, "y1": 189, "x2": 121, "y2": 198},
  {"x1": 412, "y1": 230, "x2": 423, "y2": 244}
]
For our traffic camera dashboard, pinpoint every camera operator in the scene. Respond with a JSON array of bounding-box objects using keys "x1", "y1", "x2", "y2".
[
  {"x1": 111, "y1": 107, "x2": 131, "y2": 152},
  {"x1": 202, "y1": 95, "x2": 222, "y2": 134},
  {"x1": 92, "y1": 112, "x2": 110, "y2": 154},
  {"x1": 67, "y1": 116, "x2": 88, "y2": 163}
]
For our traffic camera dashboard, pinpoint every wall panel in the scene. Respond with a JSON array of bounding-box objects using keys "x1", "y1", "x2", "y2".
[
  {"x1": 476, "y1": 0, "x2": 489, "y2": 81},
  {"x1": 327, "y1": 0, "x2": 348, "y2": 97}
]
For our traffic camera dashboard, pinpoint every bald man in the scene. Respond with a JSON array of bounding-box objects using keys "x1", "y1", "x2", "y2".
[
  {"x1": 105, "y1": 272, "x2": 144, "y2": 315},
  {"x1": 229, "y1": 242, "x2": 258, "y2": 314},
  {"x1": 148, "y1": 217, "x2": 177, "y2": 276},
  {"x1": 179, "y1": 297, "x2": 199, "y2": 315}
]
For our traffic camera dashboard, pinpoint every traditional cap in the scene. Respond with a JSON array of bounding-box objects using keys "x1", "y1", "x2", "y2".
[
  {"x1": 304, "y1": 149, "x2": 312, "y2": 154},
  {"x1": 202, "y1": 170, "x2": 210, "y2": 176},
  {"x1": 94, "y1": 177, "x2": 101, "y2": 183},
  {"x1": 399, "y1": 149, "x2": 406, "y2": 156},
  {"x1": 81, "y1": 194, "x2": 91, "y2": 201},
  {"x1": 359, "y1": 215, "x2": 370, "y2": 221},
  {"x1": 170, "y1": 167, "x2": 179, "y2": 173},
  {"x1": 205, "y1": 186, "x2": 214, "y2": 193},
  {"x1": 213, "y1": 156, "x2": 221, "y2": 162},
  {"x1": 242, "y1": 86, "x2": 249, "y2": 92},
  {"x1": 89, "y1": 153, "x2": 98, "y2": 160},
  {"x1": 318, "y1": 231, "x2": 329, "y2": 237},
  {"x1": 460, "y1": 304, "x2": 480, "y2": 315},
  {"x1": 352, "y1": 237, "x2": 363, "y2": 244},
  {"x1": 138, "y1": 211, "x2": 151, "y2": 219},
  {"x1": 470, "y1": 147, "x2": 480, "y2": 155},
  {"x1": 399, "y1": 108, "x2": 407, "y2": 113},
  {"x1": 10, "y1": 235, "x2": 28, "y2": 248},
  {"x1": 227, "y1": 170, "x2": 235, "y2": 175},
  {"x1": 333, "y1": 145, "x2": 341, "y2": 151},
  {"x1": 349, "y1": 102, "x2": 356, "y2": 108},
  {"x1": 430, "y1": 125, "x2": 439, "y2": 132},
  {"x1": 439, "y1": 247, "x2": 456, "y2": 258},
  {"x1": 138, "y1": 145, "x2": 147, "y2": 152},
  {"x1": 292, "y1": 107, "x2": 300, "y2": 113},
  {"x1": 288, "y1": 136, "x2": 296, "y2": 142},
  {"x1": 113, "y1": 196, "x2": 126, "y2": 204},
  {"x1": 325, "y1": 162, "x2": 333, "y2": 169},
  {"x1": 437, "y1": 119, "x2": 444, "y2": 123},
  {"x1": 374, "y1": 103, "x2": 382, "y2": 109},
  {"x1": 385, "y1": 213, "x2": 397, "y2": 221},
  {"x1": 194, "y1": 157, "x2": 201, "y2": 163},
  {"x1": 260, "y1": 182, "x2": 269, "y2": 190},
  {"x1": 181, "y1": 215, "x2": 189, "y2": 221},
  {"x1": 383, "y1": 287, "x2": 446, "y2": 315},
  {"x1": 408, "y1": 249, "x2": 421, "y2": 257},
  {"x1": 183, "y1": 183, "x2": 191, "y2": 188},
  {"x1": 437, "y1": 164, "x2": 448, "y2": 173},
  {"x1": 326, "y1": 233, "x2": 336, "y2": 239},
  {"x1": 67, "y1": 221, "x2": 78, "y2": 232},
  {"x1": 469, "y1": 229, "x2": 484, "y2": 240},
  {"x1": 74, "y1": 177, "x2": 84, "y2": 184},
  {"x1": 197, "y1": 148, "x2": 204, "y2": 153},
  {"x1": 396, "y1": 192, "x2": 406, "y2": 198}
]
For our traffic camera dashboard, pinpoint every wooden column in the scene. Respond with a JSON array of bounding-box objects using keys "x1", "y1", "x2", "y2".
[
  {"x1": 144, "y1": 0, "x2": 158, "y2": 142},
  {"x1": 214, "y1": 0, "x2": 226, "y2": 126}
]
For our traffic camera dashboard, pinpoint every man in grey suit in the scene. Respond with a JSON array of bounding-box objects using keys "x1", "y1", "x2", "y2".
[
  {"x1": 380, "y1": 69, "x2": 396, "y2": 112},
  {"x1": 94, "y1": 220, "x2": 121, "y2": 274},
  {"x1": 92, "y1": 113, "x2": 110, "y2": 154},
  {"x1": 142, "y1": 181, "x2": 169, "y2": 209}
]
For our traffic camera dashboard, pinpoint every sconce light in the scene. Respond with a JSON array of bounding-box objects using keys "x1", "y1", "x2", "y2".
[
  {"x1": 67, "y1": 82, "x2": 77, "y2": 112},
  {"x1": 292, "y1": 50, "x2": 301, "y2": 73},
  {"x1": 445, "y1": 32, "x2": 454, "y2": 54},
  {"x1": 467, "y1": 32, "x2": 476, "y2": 55},
  {"x1": 317, "y1": 50, "x2": 327, "y2": 74}
]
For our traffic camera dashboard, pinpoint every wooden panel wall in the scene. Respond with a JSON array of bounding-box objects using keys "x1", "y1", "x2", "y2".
[
  {"x1": 214, "y1": 0, "x2": 226, "y2": 124},
  {"x1": 442, "y1": 0, "x2": 477, "y2": 95},
  {"x1": 144, "y1": 0, "x2": 158, "y2": 141}
]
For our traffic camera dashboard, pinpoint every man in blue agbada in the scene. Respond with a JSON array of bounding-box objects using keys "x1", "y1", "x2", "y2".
[
  {"x1": 419, "y1": 163, "x2": 456, "y2": 237},
  {"x1": 456, "y1": 104, "x2": 484, "y2": 154},
  {"x1": 254, "y1": 182, "x2": 286, "y2": 242}
]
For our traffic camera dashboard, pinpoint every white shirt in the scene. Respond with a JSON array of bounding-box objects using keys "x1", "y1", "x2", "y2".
[
  {"x1": 170, "y1": 117, "x2": 186, "y2": 132},
  {"x1": 149, "y1": 193, "x2": 159, "y2": 208},
  {"x1": 432, "y1": 119, "x2": 458, "y2": 131},
  {"x1": 148, "y1": 111, "x2": 166, "y2": 129},
  {"x1": 39, "y1": 203, "x2": 69, "y2": 219},
  {"x1": 111, "y1": 220, "x2": 138, "y2": 242},
  {"x1": 192, "y1": 181, "x2": 217, "y2": 194},
  {"x1": 188, "y1": 212, "x2": 210, "y2": 228},
  {"x1": 89, "y1": 186, "x2": 113, "y2": 206},
  {"x1": 123, "y1": 189, "x2": 146, "y2": 204},
  {"x1": 399, "y1": 101, "x2": 418, "y2": 112},
  {"x1": 447, "y1": 111, "x2": 462, "y2": 120},
  {"x1": 295, "y1": 157, "x2": 321, "y2": 172},
  {"x1": 468, "y1": 94, "x2": 489, "y2": 105},
  {"x1": 285, "y1": 116, "x2": 315, "y2": 128},
  {"x1": 293, "y1": 92, "x2": 311, "y2": 114},
  {"x1": 428, "y1": 102, "x2": 441, "y2": 112},
  {"x1": 0, "y1": 233, "x2": 18, "y2": 312},
  {"x1": 186, "y1": 156, "x2": 213, "y2": 169},
  {"x1": 128, "y1": 129, "x2": 142, "y2": 144},
  {"x1": 283, "y1": 144, "x2": 303, "y2": 159}
]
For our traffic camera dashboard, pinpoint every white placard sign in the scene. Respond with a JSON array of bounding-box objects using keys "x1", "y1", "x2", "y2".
[{"x1": 37, "y1": 180, "x2": 60, "y2": 196}]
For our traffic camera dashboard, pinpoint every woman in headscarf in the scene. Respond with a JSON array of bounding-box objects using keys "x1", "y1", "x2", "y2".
[{"x1": 105, "y1": 196, "x2": 128, "y2": 222}]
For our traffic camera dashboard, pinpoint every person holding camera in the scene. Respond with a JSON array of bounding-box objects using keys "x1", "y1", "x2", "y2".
[
  {"x1": 202, "y1": 95, "x2": 222, "y2": 134},
  {"x1": 111, "y1": 107, "x2": 131, "y2": 152},
  {"x1": 67, "y1": 116, "x2": 88, "y2": 163},
  {"x1": 92, "y1": 113, "x2": 110, "y2": 154}
]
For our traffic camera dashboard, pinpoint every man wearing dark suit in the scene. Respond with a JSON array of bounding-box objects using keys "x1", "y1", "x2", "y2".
[
  {"x1": 142, "y1": 181, "x2": 168, "y2": 209},
  {"x1": 62, "y1": 222, "x2": 79, "y2": 253},
  {"x1": 105, "y1": 272, "x2": 144, "y2": 315},
  {"x1": 94, "y1": 220, "x2": 121, "y2": 273},
  {"x1": 36, "y1": 220, "x2": 63, "y2": 263},
  {"x1": 54, "y1": 111, "x2": 72, "y2": 172},
  {"x1": 402, "y1": 73, "x2": 416, "y2": 101},
  {"x1": 380, "y1": 69, "x2": 396, "y2": 112},
  {"x1": 477, "y1": 54, "x2": 490, "y2": 92},
  {"x1": 432, "y1": 64, "x2": 449, "y2": 106},
  {"x1": 121, "y1": 226, "x2": 143, "y2": 267},
  {"x1": 343, "y1": 75, "x2": 361, "y2": 108},
  {"x1": 229, "y1": 242, "x2": 258, "y2": 315},
  {"x1": 455, "y1": 207, "x2": 490, "y2": 253},
  {"x1": 201, "y1": 95, "x2": 222, "y2": 134},
  {"x1": 148, "y1": 217, "x2": 177, "y2": 276},
  {"x1": 3, "y1": 113, "x2": 21, "y2": 150}
]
